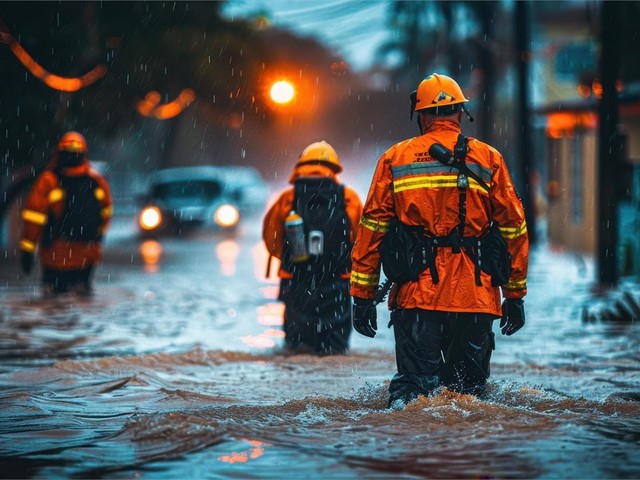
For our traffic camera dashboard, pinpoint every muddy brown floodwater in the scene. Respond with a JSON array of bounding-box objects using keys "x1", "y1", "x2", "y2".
[{"x1": 1, "y1": 218, "x2": 639, "y2": 479}]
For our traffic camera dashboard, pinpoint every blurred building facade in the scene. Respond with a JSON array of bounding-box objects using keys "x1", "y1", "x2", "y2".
[{"x1": 531, "y1": 1, "x2": 640, "y2": 280}]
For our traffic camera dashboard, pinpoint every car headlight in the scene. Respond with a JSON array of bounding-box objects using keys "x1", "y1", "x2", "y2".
[
  {"x1": 139, "y1": 206, "x2": 162, "y2": 230},
  {"x1": 214, "y1": 204, "x2": 240, "y2": 228}
]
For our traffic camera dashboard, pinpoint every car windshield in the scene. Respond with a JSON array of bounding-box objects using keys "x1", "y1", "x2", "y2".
[{"x1": 152, "y1": 180, "x2": 222, "y2": 201}]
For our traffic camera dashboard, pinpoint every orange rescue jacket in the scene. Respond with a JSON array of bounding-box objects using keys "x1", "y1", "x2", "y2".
[
  {"x1": 350, "y1": 120, "x2": 528, "y2": 317},
  {"x1": 263, "y1": 163, "x2": 363, "y2": 279},
  {"x1": 19, "y1": 159, "x2": 113, "y2": 271}
]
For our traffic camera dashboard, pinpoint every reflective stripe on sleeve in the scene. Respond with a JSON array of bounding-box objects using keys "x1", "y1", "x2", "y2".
[
  {"x1": 21, "y1": 209, "x2": 48, "y2": 225},
  {"x1": 101, "y1": 206, "x2": 113, "y2": 219},
  {"x1": 94, "y1": 188, "x2": 105, "y2": 201},
  {"x1": 19, "y1": 239, "x2": 37, "y2": 253},
  {"x1": 47, "y1": 188, "x2": 64, "y2": 203},
  {"x1": 503, "y1": 277, "x2": 526, "y2": 291},
  {"x1": 499, "y1": 220, "x2": 528, "y2": 239},
  {"x1": 350, "y1": 270, "x2": 380, "y2": 287},
  {"x1": 360, "y1": 215, "x2": 389, "y2": 233}
]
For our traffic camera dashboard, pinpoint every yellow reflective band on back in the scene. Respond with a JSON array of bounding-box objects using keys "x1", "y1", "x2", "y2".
[
  {"x1": 503, "y1": 278, "x2": 526, "y2": 290},
  {"x1": 94, "y1": 188, "x2": 105, "y2": 201},
  {"x1": 22, "y1": 209, "x2": 47, "y2": 225},
  {"x1": 350, "y1": 270, "x2": 380, "y2": 287},
  {"x1": 499, "y1": 220, "x2": 528, "y2": 239},
  {"x1": 101, "y1": 206, "x2": 113, "y2": 218},
  {"x1": 393, "y1": 175, "x2": 490, "y2": 194},
  {"x1": 360, "y1": 216, "x2": 389, "y2": 233},
  {"x1": 48, "y1": 188, "x2": 64, "y2": 203},
  {"x1": 19, "y1": 239, "x2": 36, "y2": 252}
]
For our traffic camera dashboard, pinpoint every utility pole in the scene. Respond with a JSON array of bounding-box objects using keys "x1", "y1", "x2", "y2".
[
  {"x1": 597, "y1": 1, "x2": 621, "y2": 287},
  {"x1": 515, "y1": 0, "x2": 537, "y2": 245}
]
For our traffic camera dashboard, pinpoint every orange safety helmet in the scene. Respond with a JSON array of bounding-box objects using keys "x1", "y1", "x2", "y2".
[
  {"x1": 295, "y1": 141, "x2": 342, "y2": 173},
  {"x1": 410, "y1": 73, "x2": 469, "y2": 119},
  {"x1": 56, "y1": 131, "x2": 88, "y2": 154}
]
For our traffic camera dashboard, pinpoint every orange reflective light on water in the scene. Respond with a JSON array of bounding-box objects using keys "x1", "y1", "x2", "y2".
[
  {"x1": 264, "y1": 328, "x2": 285, "y2": 338},
  {"x1": 256, "y1": 303, "x2": 284, "y2": 326},
  {"x1": 240, "y1": 334, "x2": 276, "y2": 349},
  {"x1": 216, "y1": 239, "x2": 240, "y2": 276},
  {"x1": 140, "y1": 240, "x2": 163, "y2": 273},
  {"x1": 218, "y1": 439, "x2": 266, "y2": 464}
]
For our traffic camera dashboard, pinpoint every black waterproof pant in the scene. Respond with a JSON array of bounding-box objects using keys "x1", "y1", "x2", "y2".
[
  {"x1": 42, "y1": 266, "x2": 93, "y2": 295},
  {"x1": 388, "y1": 308, "x2": 496, "y2": 406},
  {"x1": 280, "y1": 278, "x2": 352, "y2": 355}
]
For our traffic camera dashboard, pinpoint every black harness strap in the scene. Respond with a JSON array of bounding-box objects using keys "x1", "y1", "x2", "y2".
[{"x1": 431, "y1": 134, "x2": 484, "y2": 286}]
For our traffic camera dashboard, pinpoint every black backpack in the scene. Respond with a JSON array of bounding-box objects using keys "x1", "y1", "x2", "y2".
[
  {"x1": 44, "y1": 174, "x2": 103, "y2": 245},
  {"x1": 282, "y1": 177, "x2": 352, "y2": 290}
]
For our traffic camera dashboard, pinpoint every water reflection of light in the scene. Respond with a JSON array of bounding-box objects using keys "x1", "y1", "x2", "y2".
[
  {"x1": 218, "y1": 439, "x2": 266, "y2": 464},
  {"x1": 260, "y1": 285, "x2": 280, "y2": 299},
  {"x1": 264, "y1": 328, "x2": 285, "y2": 338},
  {"x1": 241, "y1": 334, "x2": 276, "y2": 349},
  {"x1": 253, "y1": 242, "x2": 279, "y2": 281},
  {"x1": 216, "y1": 239, "x2": 240, "y2": 276},
  {"x1": 256, "y1": 303, "x2": 284, "y2": 326},
  {"x1": 140, "y1": 240, "x2": 163, "y2": 273}
]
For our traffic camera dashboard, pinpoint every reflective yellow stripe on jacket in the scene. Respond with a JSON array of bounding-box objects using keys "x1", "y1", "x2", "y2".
[
  {"x1": 359, "y1": 215, "x2": 389, "y2": 233},
  {"x1": 350, "y1": 270, "x2": 379, "y2": 288},
  {"x1": 19, "y1": 239, "x2": 37, "y2": 253},
  {"x1": 47, "y1": 188, "x2": 64, "y2": 203},
  {"x1": 499, "y1": 220, "x2": 527, "y2": 240},
  {"x1": 21, "y1": 209, "x2": 47, "y2": 225}
]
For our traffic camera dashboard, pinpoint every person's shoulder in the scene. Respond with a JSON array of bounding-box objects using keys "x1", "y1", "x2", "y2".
[
  {"x1": 467, "y1": 136, "x2": 503, "y2": 158},
  {"x1": 387, "y1": 137, "x2": 416, "y2": 153},
  {"x1": 87, "y1": 167, "x2": 108, "y2": 181},
  {"x1": 35, "y1": 170, "x2": 59, "y2": 189},
  {"x1": 379, "y1": 137, "x2": 420, "y2": 163},
  {"x1": 343, "y1": 184, "x2": 361, "y2": 200},
  {"x1": 271, "y1": 186, "x2": 295, "y2": 206}
]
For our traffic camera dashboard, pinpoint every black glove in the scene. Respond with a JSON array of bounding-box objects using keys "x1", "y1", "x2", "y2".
[
  {"x1": 352, "y1": 297, "x2": 377, "y2": 338},
  {"x1": 500, "y1": 298, "x2": 525, "y2": 336},
  {"x1": 20, "y1": 251, "x2": 35, "y2": 276}
]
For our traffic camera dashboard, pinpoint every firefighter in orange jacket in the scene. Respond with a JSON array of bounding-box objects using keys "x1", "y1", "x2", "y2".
[
  {"x1": 263, "y1": 141, "x2": 363, "y2": 354},
  {"x1": 19, "y1": 131, "x2": 113, "y2": 295},
  {"x1": 350, "y1": 74, "x2": 529, "y2": 407}
]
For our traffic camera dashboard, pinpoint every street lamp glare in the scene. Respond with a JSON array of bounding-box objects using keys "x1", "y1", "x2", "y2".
[{"x1": 270, "y1": 81, "x2": 295, "y2": 104}]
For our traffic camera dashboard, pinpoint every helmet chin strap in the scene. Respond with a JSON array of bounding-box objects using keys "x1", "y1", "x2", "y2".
[{"x1": 462, "y1": 105, "x2": 474, "y2": 122}]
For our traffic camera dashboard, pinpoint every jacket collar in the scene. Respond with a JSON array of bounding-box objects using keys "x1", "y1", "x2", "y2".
[
  {"x1": 422, "y1": 119, "x2": 461, "y2": 135},
  {"x1": 288, "y1": 163, "x2": 339, "y2": 184}
]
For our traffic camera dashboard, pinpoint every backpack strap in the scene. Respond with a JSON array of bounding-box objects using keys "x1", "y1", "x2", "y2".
[
  {"x1": 453, "y1": 134, "x2": 469, "y2": 254},
  {"x1": 429, "y1": 134, "x2": 484, "y2": 285}
]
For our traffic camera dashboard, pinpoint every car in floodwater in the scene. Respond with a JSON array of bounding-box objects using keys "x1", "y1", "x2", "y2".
[{"x1": 136, "y1": 165, "x2": 268, "y2": 236}]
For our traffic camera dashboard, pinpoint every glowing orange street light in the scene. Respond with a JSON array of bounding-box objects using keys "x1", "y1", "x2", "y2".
[{"x1": 269, "y1": 80, "x2": 295, "y2": 104}]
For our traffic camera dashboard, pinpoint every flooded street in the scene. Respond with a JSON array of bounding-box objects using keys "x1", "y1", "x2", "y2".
[{"x1": 1, "y1": 213, "x2": 639, "y2": 479}]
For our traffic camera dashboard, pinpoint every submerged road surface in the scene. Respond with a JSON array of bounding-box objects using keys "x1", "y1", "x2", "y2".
[{"x1": 1, "y1": 212, "x2": 639, "y2": 478}]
